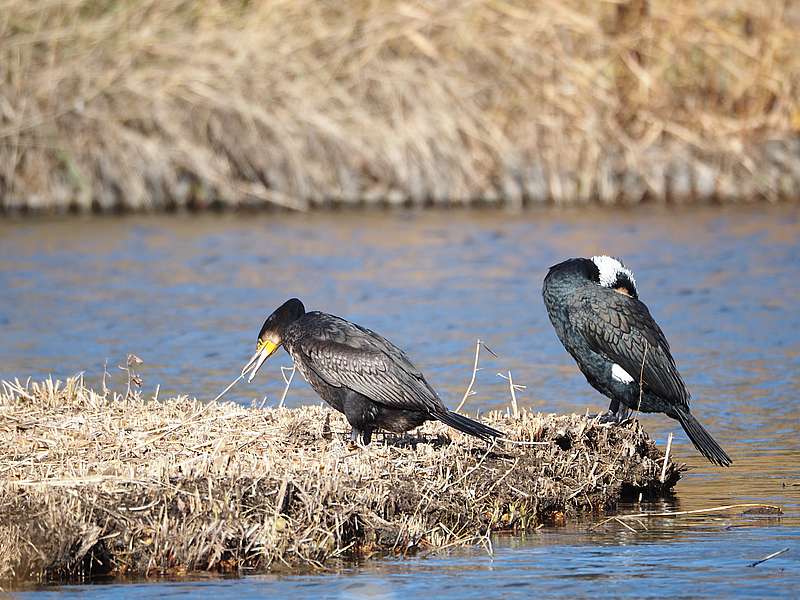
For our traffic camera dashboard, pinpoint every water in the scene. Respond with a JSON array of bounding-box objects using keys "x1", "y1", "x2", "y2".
[{"x1": 1, "y1": 206, "x2": 799, "y2": 597}]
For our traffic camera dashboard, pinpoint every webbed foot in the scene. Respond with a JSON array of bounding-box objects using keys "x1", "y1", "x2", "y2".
[{"x1": 597, "y1": 405, "x2": 633, "y2": 424}]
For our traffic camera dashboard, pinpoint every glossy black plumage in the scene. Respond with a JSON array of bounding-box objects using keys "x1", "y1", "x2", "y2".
[
  {"x1": 254, "y1": 299, "x2": 502, "y2": 445},
  {"x1": 570, "y1": 288, "x2": 687, "y2": 408},
  {"x1": 542, "y1": 257, "x2": 732, "y2": 466}
]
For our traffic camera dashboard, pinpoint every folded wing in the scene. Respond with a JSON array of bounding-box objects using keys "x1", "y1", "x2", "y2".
[{"x1": 570, "y1": 290, "x2": 690, "y2": 409}]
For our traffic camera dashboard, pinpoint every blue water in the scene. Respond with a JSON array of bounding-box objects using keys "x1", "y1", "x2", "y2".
[
  {"x1": 1, "y1": 205, "x2": 799, "y2": 597},
  {"x1": 12, "y1": 526, "x2": 799, "y2": 598}
]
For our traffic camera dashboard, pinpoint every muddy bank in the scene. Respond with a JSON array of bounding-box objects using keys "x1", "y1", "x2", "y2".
[
  {"x1": 1, "y1": 1, "x2": 798, "y2": 213},
  {"x1": 0, "y1": 376, "x2": 680, "y2": 584}
]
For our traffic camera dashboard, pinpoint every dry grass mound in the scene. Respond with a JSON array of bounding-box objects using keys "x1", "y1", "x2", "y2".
[
  {"x1": 0, "y1": 376, "x2": 680, "y2": 585},
  {"x1": 1, "y1": 1, "x2": 799, "y2": 212}
]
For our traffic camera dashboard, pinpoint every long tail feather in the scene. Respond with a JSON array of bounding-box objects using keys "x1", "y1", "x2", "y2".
[
  {"x1": 674, "y1": 408, "x2": 732, "y2": 467},
  {"x1": 433, "y1": 410, "x2": 503, "y2": 442}
]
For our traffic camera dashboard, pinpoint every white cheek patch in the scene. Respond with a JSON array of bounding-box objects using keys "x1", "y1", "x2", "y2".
[
  {"x1": 591, "y1": 255, "x2": 637, "y2": 290},
  {"x1": 612, "y1": 363, "x2": 635, "y2": 384}
]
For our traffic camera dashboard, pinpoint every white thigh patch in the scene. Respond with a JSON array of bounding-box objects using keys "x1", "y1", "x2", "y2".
[{"x1": 611, "y1": 363, "x2": 635, "y2": 384}]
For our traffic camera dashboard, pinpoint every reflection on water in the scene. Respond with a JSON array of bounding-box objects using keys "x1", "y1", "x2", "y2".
[
  {"x1": 1, "y1": 205, "x2": 799, "y2": 596},
  {"x1": 9, "y1": 523, "x2": 800, "y2": 598}
]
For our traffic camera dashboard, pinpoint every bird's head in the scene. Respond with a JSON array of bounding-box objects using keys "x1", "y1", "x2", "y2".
[
  {"x1": 590, "y1": 255, "x2": 638, "y2": 298},
  {"x1": 243, "y1": 298, "x2": 305, "y2": 382}
]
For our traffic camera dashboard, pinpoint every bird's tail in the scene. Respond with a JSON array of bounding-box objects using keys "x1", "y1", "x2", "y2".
[
  {"x1": 674, "y1": 407, "x2": 732, "y2": 467},
  {"x1": 434, "y1": 410, "x2": 503, "y2": 442}
]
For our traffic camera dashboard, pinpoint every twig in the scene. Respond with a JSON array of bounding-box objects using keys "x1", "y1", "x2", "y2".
[
  {"x1": 101, "y1": 359, "x2": 110, "y2": 397},
  {"x1": 636, "y1": 341, "x2": 649, "y2": 412},
  {"x1": 748, "y1": 547, "x2": 789, "y2": 568},
  {"x1": 119, "y1": 354, "x2": 143, "y2": 400},
  {"x1": 419, "y1": 533, "x2": 480, "y2": 558},
  {"x1": 456, "y1": 339, "x2": 487, "y2": 413},
  {"x1": 278, "y1": 364, "x2": 296, "y2": 408},
  {"x1": 496, "y1": 371, "x2": 524, "y2": 418},
  {"x1": 216, "y1": 347, "x2": 281, "y2": 404},
  {"x1": 594, "y1": 503, "x2": 783, "y2": 529},
  {"x1": 660, "y1": 432, "x2": 673, "y2": 483},
  {"x1": 614, "y1": 516, "x2": 638, "y2": 533},
  {"x1": 481, "y1": 523, "x2": 494, "y2": 558},
  {"x1": 213, "y1": 374, "x2": 244, "y2": 403},
  {"x1": 2, "y1": 378, "x2": 34, "y2": 400},
  {"x1": 440, "y1": 439, "x2": 497, "y2": 493},
  {"x1": 498, "y1": 438, "x2": 550, "y2": 446}
]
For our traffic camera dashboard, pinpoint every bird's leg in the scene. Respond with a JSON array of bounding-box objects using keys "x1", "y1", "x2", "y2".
[
  {"x1": 615, "y1": 403, "x2": 633, "y2": 423},
  {"x1": 378, "y1": 430, "x2": 393, "y2": 445},
  {"x1": 598, "y1": 399, "x2": 633, "y2": 424},
  {"x1": 350, "y1": 427, "x2": 363, "y2": 447},
  {"x1": 598, "y1": 398, "x2": 622, "y2": 424},
  {"x1": 350, "y1": 427, "x2": 372, "y2": 449}
]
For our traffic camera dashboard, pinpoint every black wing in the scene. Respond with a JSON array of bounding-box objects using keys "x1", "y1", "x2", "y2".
[
  {"x1": 293, "y1": 312, "x2": 445, "y2": 413},
  {"x1": 569, "y1": 288, "x2": 690, "y2": 408}
]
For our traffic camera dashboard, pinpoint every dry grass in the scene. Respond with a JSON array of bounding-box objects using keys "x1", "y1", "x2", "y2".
[
  {"x1": 0, "y1": 1, "x2": 799, "y2": 212},
  {"x1": 0, "y1": 375, "x2": 681, "y2": 584}
]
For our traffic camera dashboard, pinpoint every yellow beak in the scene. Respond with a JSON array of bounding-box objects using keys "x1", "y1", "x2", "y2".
[{"x1": 242, "y1": 340, "x2": 279, "y2": 382}]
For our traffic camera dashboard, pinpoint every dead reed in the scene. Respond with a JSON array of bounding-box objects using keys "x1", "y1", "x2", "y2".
[
  {"x1": 1, "y1": 1, "x2": 798, "y2": 212},
  {"x1": 0, "y1": 375, "x2": 680, "y2": 584}
]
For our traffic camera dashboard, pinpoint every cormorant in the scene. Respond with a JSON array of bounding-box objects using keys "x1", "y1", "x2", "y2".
[
  {"x1": 243, "y1": 298, "x2": 502, "y2": 446},
  {"x1": 542, "y1": 256, "x2": 732, "y2": 466}
]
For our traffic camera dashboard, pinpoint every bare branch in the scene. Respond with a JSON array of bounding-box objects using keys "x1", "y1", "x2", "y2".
[
  {"x1": 456, "y1": 339, "x2": 486, "y2": 413},
  {"x1": 278, "y1": 365, "x2": 296, "y2": 408}
]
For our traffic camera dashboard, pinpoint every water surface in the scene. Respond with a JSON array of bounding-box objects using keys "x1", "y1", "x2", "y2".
[{"x1": 1, "y1": 206, "x2": 798, "y2": 597}]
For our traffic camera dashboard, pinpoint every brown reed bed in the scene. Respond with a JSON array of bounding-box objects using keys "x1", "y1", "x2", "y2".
[
  {"x1": 1, "y1": 1, "x2": 798, "y2": 213},
  {"x1": 0, "y1": 375, "x2": 680, "y2": 584}
]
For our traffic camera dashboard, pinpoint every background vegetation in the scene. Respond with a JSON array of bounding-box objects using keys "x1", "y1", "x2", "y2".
[{"x1": 1, "y1": 0, "x2": 798, "y2": 212}]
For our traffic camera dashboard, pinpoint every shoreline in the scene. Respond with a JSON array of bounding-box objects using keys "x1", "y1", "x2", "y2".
[
  {"x1": 2, "y1": 1, "x2": 798, "y2": 214},
  {"x1": 2, "y1": 181, "x2": 798, "y2": 219}
]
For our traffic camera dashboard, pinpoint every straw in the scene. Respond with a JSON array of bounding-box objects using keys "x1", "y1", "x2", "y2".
[{"x1": 0, "y1": 374, "x2": 683, "y2": 583}]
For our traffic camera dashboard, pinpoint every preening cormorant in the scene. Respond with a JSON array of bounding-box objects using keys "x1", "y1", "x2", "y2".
[
  {"x1": 243, "y1": 298, "x2": 502, "y2": 446},
  {"x1": 542, "y1": 256, "x2": 732, "y2": 466}
]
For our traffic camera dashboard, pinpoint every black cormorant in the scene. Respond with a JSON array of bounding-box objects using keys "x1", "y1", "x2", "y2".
[
  {"x1": 542, "y1": 256, "x2": 732, "y2": 466},
  {"x1": 243, "y1": 298, "x2": 502, "y2": 446}
]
